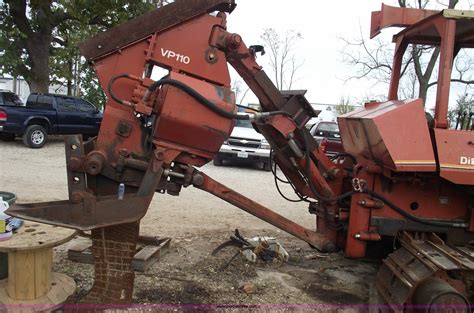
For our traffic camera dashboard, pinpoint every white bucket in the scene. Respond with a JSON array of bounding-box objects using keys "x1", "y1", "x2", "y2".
[{"x1": 0, "y1": 197, "x2": 12, "y2": 241}]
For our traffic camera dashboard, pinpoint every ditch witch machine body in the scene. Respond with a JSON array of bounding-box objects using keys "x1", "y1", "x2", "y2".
[{"x1": 7, "y1": 0, "x2": 474, "y2": 309}]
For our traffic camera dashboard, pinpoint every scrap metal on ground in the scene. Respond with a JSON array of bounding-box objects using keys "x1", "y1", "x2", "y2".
[{"x1": 212, "y1": 229, "x2": 289, "y2": 267}]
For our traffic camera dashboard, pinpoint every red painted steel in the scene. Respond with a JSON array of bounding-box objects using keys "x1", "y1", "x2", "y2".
[
  {"x1": 7, "y1": 0, "x2": 472, "y2": 256},
  {"x1": 193, "y1": 171, "x2": 336, "y2": 252},
  {"x1": 338, "y1": 99, "x2": 437, "y2": 172},
  {"x1": 7, "y1": 1, "x2": 474, "y2": 306},
  {"x1": 370, "y1": 4, "x2": 438, "y2": 39},
  {"x1": 434, "y1": 129, "x2": 474, "y2": 185},
  {"x1": 152, "y1": 71, "x2": 235, "y2": 166}
]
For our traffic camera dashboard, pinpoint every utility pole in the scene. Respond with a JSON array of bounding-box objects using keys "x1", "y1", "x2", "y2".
[{"x1": 12, "y1": 77, "x2": 17, "y2": 94}]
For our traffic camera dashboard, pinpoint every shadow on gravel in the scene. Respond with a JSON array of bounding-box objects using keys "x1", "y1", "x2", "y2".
[
  {"x1": 135, "y1": 281, "x2": 210, "y2": 304},
  {"x1": 0, "y1": 136, "x2": 66, "y2": 148}
]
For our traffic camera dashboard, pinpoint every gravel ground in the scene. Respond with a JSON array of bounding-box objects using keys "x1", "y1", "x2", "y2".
[{"x1": 0, "y1": 137, "x2": 378, "y2": 310}]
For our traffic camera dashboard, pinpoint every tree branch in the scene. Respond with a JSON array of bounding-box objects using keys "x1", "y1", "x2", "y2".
[
  {"x1": 423, "y1": 47, "x2": 440, "y2": 82},
  {"x1": 7, "y1": 0, "x2": 32, "y2": 36},
  {"x1": 51, "y1": 11, "x2": 75, "y2": 27},
  {"x1": 412, "y1": 45, "x2": 424, "y2": 82},
  {"x1": 451, "y1": 78, "x2": 474, "y2": 84},
  {"x1": 400, "y1": 54, "x2": 415, "y2": 77}
]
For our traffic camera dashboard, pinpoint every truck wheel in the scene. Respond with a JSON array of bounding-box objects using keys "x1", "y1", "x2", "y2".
[
  {"x1": 22, "y1": 125, "x2": 47, "y2": 148},
  {"x1": 262, "y1": 162, "x2": 272, "y2": 172},
  {"x1": 0, "y1": 133, "x2": 15, "y2": 142},
  {"x1": 213, "y1": 157, "x2": 223, "y2": 166}
]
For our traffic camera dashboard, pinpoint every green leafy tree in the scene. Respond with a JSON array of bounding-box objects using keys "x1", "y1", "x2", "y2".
[
  {"x1": 449, "y1": 93, "x2": 473, "y2": 129},
  {"x1": 0, "y1": 0, "x2": 168, "y2": 94},
  {"x1": 81, "y1": 66, "x2": 106, "y2": 110},
  {"x1": 0, "y1": 1, "x2": 70, "y2": 92}
]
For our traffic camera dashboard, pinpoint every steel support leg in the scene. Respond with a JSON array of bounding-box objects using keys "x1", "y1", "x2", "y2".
[
  {"x1": 82, "y1": 222, "x2": 139, "y2": 305},
  {"x1": 193, "y1": 171, "x2": 335, "y2": 252}
]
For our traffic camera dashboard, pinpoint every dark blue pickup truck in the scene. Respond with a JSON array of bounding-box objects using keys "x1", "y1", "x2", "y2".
[{"x1": 0, "y1": 91, "x2": 102, "y2": 148}]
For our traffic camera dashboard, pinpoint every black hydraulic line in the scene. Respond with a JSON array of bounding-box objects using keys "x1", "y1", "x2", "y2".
[
  {"x1": 270, "y1": 150, "x2": 290, "y2": 184},
  {"x1": 297, "y1": 121, "x2": 466, "y2": 229},
  {"x1": 107, "y1": 73, "x2": 132, "y2": 105},
  {"x1": 273, "y1": 163, "x2": 305, "y2": 203},
  {"x1": 269, "y1": 149, "x2": 313, "y2": 203},
  {"x1": 108, "y1": 74, "x2": 292, "y2": 121},
  {"x1": 301, "y1": 130, "x2": 355, "y2": 203},
  {"x1": 366, "y1": 190, "x2": 467, "y2": 228},
  {"x1": 145, "y1": 78, "x2": 292, "y2": 120},
  {"x1": 146, "y1": 78, "x2": 248, "y2": 120}
]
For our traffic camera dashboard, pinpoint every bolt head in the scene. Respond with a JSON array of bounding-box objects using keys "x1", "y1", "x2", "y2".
[
  {"x1": 68, "y1": 157, "x2": 83, "y2": 171},
  {"x1": 228, "y1": 33, "x2": 242, "y2": 49},
  {"x1": 86, "y1": 160, "x2": 102, "y2": 176},
  {"x1": 71, "y1": 192, "x2": 83, "y2": 204},
  {"x1": 119, "y1": 149, "x2": 130, "y2": 157},
  {"x1": 192, "y1": 174, "x2": 204, "y2": 186},
  {"x1": 155, "y1": 150, "x2": 165, "y2": 161}
]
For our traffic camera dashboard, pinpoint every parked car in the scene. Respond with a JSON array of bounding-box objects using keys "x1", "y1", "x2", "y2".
[
  {"x1": 309, "y1": 121, "x2": 344, "y2": 157},
  {"x1": 214, "y1": 118, "x2": 271, "y2": 171},
  {"x1": 0, "y1": 92, "x2": 102, "y2": 148}
]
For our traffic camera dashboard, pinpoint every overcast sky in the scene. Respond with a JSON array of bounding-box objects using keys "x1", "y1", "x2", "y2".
[{"x1": 225, "y1": 0, "x2": 474, "y2": 109}]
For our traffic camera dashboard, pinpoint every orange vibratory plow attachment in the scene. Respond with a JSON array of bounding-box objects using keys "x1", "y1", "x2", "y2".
[
  {"x1": 7, "y1": 1, "x2": 240, "y2": 305},
  {"x1": 6, "y1": 135, "x2": 166, "y2": 231}
]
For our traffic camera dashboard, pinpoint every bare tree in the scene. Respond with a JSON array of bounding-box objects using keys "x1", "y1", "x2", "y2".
[
  {"x1": 231, "y1": 78, "x2": 250, "y2": 106},
  {"x1": 335, "y1": 97, "x2": 355, "y2": 116},
  {"x1": 340, "y1": 0, "x2": 473, "y2": 103},
  {"x1": 260, "y1": 28, "x2": 303, "y2": 90}
]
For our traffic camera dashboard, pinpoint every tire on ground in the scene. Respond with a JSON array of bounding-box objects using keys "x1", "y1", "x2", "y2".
[
  {"x1": 213, "y1": 157, "x2": 223, "y2": 166},
  {"x1": 262, "y1": 162, "x2": 272, "y2": 172},
  {"x1": 22, "y1": 125, "x2": 48, "y2": 148}
]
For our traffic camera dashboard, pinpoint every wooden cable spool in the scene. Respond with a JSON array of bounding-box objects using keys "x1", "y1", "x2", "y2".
[{"x1": 0, "y1": 222, "x2": 77, "y2": 312}]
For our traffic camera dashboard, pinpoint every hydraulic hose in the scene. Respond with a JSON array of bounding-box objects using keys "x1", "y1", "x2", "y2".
[
  {"x1": 108, "y1": 74, "x2": 291, "y2": 120},
  {"x1": 366, "y1": 190, "x2": 467, "y2": 228},
  {"x1": 300, "y1": 130, "x2": 466, "y2": 229},
  {"x1": 107, "y1": 73, "x2": 133, "y2": 106},
  {"x1": 302, "y1": 129, "x2": 355, "y2": 203},
  {"x1": 144, "y1": 78, "x2": 248, "y2": 120},
  {"x1": 144, "y1": 78, "x2": 291, "y2": 120}
]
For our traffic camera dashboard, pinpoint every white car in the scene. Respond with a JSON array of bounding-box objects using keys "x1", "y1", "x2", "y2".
[{"x1": 214, "y1": 118, "x2": 271, "y2": 171}]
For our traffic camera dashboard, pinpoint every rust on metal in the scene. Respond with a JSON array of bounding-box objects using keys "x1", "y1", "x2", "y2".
[
  {"x1": 82, "y1": 222, "x2": 139, "y2": 304},
  {"x1": 376, "y1": 232, "x2": 472, "y2": 310},
  {"x1": 370, "y1": 4, "x2": 438, "y2": 39},
  {"x1": 80, "y1": 0, "x2": 236, "y2": 61},
  {"x1": 6, "y1": 0, "x2": 474, "y2": 307}
]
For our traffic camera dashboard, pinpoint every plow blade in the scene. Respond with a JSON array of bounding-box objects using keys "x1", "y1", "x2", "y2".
[{"x1": 6, "y1": 195, "x2": 151, "y2": 231}]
